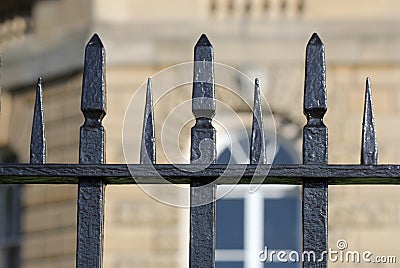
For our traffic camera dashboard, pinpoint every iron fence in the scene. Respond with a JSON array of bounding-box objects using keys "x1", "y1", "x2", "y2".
[{"x1": 0, "y1": 32, "x2": 392, "y2": 268}]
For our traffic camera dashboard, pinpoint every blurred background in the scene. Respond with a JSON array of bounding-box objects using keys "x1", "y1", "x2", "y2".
[{"x1": 1, "y1": 0, "x2": 400, "y2": 267}]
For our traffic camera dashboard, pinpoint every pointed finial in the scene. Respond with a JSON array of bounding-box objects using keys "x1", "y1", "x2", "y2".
[
  {"x1": 192, "y1": 33, "x2": 215, "y2": 120},
  {"x1": 250, "y1": 78, "x2": 266, "y2": 164},
  {"x1": 79, "y1": 33, "x2": 106, "y2": 164},
  {"x1": 30, "y1": 78, "x2": 46, "y2": 164},
  {"x1": 361, "y1": 77, "x2": 377, "y2": 165},
  {"x1": 81, "y1": 33, "x2": 106, "y2": 117},
  {"x1": 308, "y1": 33, "x2": 323, "y2": 46},
  {"x1": 304, "y1": 32, "x2": 327, "y2": 117},
  {"x1": 87, "y1": 33, "x2": 103, "y2": 47},
  {"x1": 140, "y1": 78, "x2": 156, "y2": 164},
  {"x1": 303, "y1": 33, "x2": 328, "y2": 164},
  {"x1": 196, "y1": 34, "x2": 212, "y2": 47},
  {"x1": 190, "y1": 34, "x2": 216, "y2": 164}
]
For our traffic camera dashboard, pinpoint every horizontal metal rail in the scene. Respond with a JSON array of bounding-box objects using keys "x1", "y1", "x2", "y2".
[{"x1": 0, "y1": 164, "x2": 400, "y2": 184}]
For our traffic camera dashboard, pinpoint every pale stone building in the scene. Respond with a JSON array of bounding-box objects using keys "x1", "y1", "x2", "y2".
[{"x1": 1, "y1": 0, "x2": 400, "y2": 267}]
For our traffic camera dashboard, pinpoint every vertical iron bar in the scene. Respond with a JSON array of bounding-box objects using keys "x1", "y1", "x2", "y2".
[
  {"x1": 250, "y1": 78, "x2": 266, "y2": 165},
  {"x1": 361, "y1": 77, "x2": 377, "y2": 165},
  {"x1": 248, "y1": 77, "x2": 265, "y2": 268},
  {"x1": 190, "y1": 34, "x2": 216, "y2": 268},
  {"x1": 76, "y1": 33, "x2": 106, "y2": 268},
  {"x1": 140, "y1": 78, "x2": 156, "y2": 164},
  {"x1": 30, "y1": 78, "x2": 46, "y2": 164},
  {"x1": 302, "y1": 33, "x2": 328, "y2": 268}
]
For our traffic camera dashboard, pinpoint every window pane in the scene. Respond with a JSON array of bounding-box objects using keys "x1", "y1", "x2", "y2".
[
  {"x1": 264, "y1": 196, "x2": 301, "y2": 268},
  {"x1": 264, "y1": 197, "x2": 301, "y2": 249},
  {"x1": 217, "y1": 199, "x2": 244, "y2": 249}
]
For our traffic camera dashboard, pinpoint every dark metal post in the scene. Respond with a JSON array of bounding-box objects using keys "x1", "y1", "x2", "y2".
[
  {"x1": 190, "y1": 34, "x2": 216, "y2": 268},
  {"x1": 76, "y1": 33, "x2": 106, "y2": 268},
  {"x1": 302, "y1": 33, "x2": 328, "y2": 268}
]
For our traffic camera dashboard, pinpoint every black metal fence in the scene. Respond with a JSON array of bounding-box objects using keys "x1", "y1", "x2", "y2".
[{"x1": 0, "y1": 32, "x2": 393, "y2": 268}]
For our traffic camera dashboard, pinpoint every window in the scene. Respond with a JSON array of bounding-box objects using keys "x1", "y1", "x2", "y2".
[{"x1": 216, "y1": 132, "x2": 301, "y2": 268}]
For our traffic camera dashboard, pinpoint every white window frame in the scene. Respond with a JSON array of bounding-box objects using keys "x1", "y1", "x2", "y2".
[{"x1": 216, "y1": 185, "x2": 300, "y2": 268}]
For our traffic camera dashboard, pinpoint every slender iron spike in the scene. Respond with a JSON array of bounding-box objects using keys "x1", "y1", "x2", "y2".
[
  {"x1": 140, "y1": 78, "x2": 156, "y2": 164},
  {"x1": 30, "y1": 78, "x2": 46, "y2": 164},
  {"x1": 77, "y1": 33, "x2": 106, "y2": 268},
  {"x1": 190, "y1": 34, "x2": 216, "y2": 268},
  {"x1": 361, "y1": 77, "x2": 377, "y2": 165},
  {"x1": 302, "y1": 33, "x2": 328, "y2": 268},
  {"x1": 250, "y1": 78, "x2": 266, "y2": 164}
]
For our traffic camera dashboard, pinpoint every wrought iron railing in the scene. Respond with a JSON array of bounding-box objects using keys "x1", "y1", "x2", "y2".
[{"x1": 0, "y1": 32, "x2": 391, "y2": 268}]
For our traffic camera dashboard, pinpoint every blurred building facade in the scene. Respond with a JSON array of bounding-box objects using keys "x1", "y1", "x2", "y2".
[{"x1": 1, "y1": 0, "x2": 400, "y2": 267}]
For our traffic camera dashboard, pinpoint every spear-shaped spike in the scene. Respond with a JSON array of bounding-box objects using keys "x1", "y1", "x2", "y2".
[
  {"x1": 192, "y1": 33, "x2": 215, "y2": 121},
  {"x1": 250, "y1": 78, "x2": 266, "y2": 164},
  {"x1": 140, "y1": 78, "x2": 156, "y2": 164},
  {"x1": 303, "y1": 32, "x2": 327, "y2": 163},
  {"x1": 191, "y1": 33, "x2": 216, "y2": 164},
  {"x1": 304, "y1": 32, "x2": 327, "y2": 119},
  {"x1": 80, "y1": 33, "x2": 106, "y2": 120},
  {"x1": 79, "y1": 33, "x2": 106, "y2": 164},
  {"x1": 361, "y1": 77, "x2": 377, "y2": 165},
  {"x1": 30, "y1": 78, "x2": 46, "y2": 164}
]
